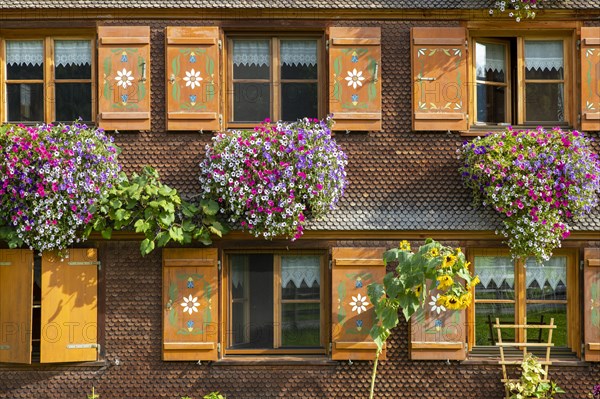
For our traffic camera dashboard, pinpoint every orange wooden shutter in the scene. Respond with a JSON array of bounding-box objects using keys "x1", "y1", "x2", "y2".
[
  {"x1": 97, "y1": 26, "x2": 151, "y2": 131},
  {"x1": 581, "y1": 28, "x2": 600, "y2": 132},
  {"x1": 0, "y1": 249, "x2": 33, "y2": 364},
  {"x1": 329, "y1": 27, "x2": 382, "y2": 132},
  {"x1": 163, "y1": 248, "x2": 219, "y2": 361},
  {"x1": 410, "y1": 291, "x2": 466, "y2": 360},
  {"x1": 40, "y1": 249, "x2": 98, "y2": 363},
  {"x1": 411, "y1": 27, "x2": 468, "y2": 131},
  {"x1": 331, "y1": 247, "x2": 386, "y2": 360},
  {"x1": 584, "y1": 248, "x2": 600, "y2": 361},
  {"x1": 166, "y1": 27, "x2": 221, "y2": 131}
]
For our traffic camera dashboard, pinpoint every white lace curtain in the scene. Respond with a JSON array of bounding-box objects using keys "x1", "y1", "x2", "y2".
[
  {"x1": 281, "y1": 255, "x2": 320, "y2": 288},
  {"x1": 55, "y1": 40, "x2": 92, "y2": 67},
  {"x1": 233, "y1": 40, "x2": 317, "y2": 67},
  {"x1": 525, "y1": 40, "x2": 563, "y2": 71},
  {"x1": 476, "y1": 256, "x2": 567, "y2": 291},
  {"x1": 476, "y1": 42, "x2": 505, "y2": 76},
  {"x1": 6, "y1": 40, "x2": 43, "y2": 66}
]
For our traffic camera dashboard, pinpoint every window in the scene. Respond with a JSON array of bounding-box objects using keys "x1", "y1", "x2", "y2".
[
  {"x1": 225, "y1": 252, "x2": 327, "y2": 354},
  {"x1": 468, "y1": 249, "x2": 579, "y2": 356},
  {"x1": 2, "y1": 36, "x2": 93, "y2": 124},
  {"x1": 472, "y1": 35, "x2": 571, "y2": 127},
  {"x1": 227, "y1": 36, "x2": 322, "y2": 126}
]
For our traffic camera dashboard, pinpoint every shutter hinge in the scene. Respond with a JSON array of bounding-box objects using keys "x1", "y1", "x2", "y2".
[
  {"x1": 217, "y1": 342, "x2": 221, "y2": 354},
  {"x1": 578, "y1": 113, "x2": 582, "y2": 125},
  {"x1": 576, "y1": 39, "x2": 581, "y2": 51},
  {"x1": 329, "y1": 260, "x2": 332, "y2": 270},
  {"x1": 466, "y1": 114, "x2": 469, "y2": 123},
  {"x1": 580, "y1": 260, "x2": 585, "y2": 271},
  {"x1": 218, "y1": 39, "x2": 222, "y2": 51},
  {"x1": 218, "y1": 260, "x2": 222, "y2": 271},
  {"x1": 325, "y1": 39, "x2": 329, "y2": 51},
  {"x1": 0, "y1": 262, "x2": 11, "y2": 266},
  {"x1": 219, "y1": 114, "x2": 223, "y2": 130},
  {"x1": 0, "y1": 345, "x2": 10, "y2": 350},
  {"x1": 329, "y1": 342, "x2": 332, "y2": 353},
  {"x1": 66, "y1": 343, "x2": 99, "y2": 349},
  {"x1": 68, "y1": 261, "x2": 101, "y2": 271},
  {"x1": 465, "y1": 39, "x2": 468, "y2": 48}
]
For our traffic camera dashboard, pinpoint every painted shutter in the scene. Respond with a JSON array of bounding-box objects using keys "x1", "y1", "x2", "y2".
[
  {"x1": 97, "y1": 26, "x2": 151, "y2": 131},
  {"x1": 166, "y1": 27, "x2": 221, "y2": 131},
  {"x1": 329, "y1": 27, "x2": 382, "y2": 132},
  {"x1": 41, "y1": 249, "x2": 98, "y2": 363},
  {"x1": 581, "y1": 28, "x2": 600, "y2": 132},
  {"x1": 584, "y1": 248, "x2": 600, "y2": 361},
  {"x1": 331, "y1": 247, "x2": 386, "y2": 360},
  {"x1": 411, "y1": 27, "x2": 468, "y2": 131},
  {"x1": 0, "y1": 249, "x2": 33, "y2": 364},
  {"x1": 163, "y1": 248, "x2": 219, "y2": 361},
  {"x1": 410, "y1": 289, "x2": 466, "y2": 360}
]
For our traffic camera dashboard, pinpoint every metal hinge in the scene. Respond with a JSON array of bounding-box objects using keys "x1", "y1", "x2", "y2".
[
  {"x1": 69, "y1": 260, "x2": 101, "y2": 271},
  {"x1": 580, "y1": 260, "x2": 585, "y2": 271},
  {"x1": 66, "y1": 343, "x2": 99, "y2": 350},
  {"x1": 329, "y1": 260, "x2": 332, "y2": 270},
  {"x1": 576, "y1": 39, "x2": 581, "y2": 51},
  {"x1": 218, "y1": 260, "x2": 222, "y2": 271},
  {"x1": 578, "y1": 113, "x2": 582, "y2": 125},
  {"x1": 329, "y1": 342, "x2": 332, "y2": 353},
  {"x1": 218, "y1": 39, "x2": 222, "y2": 51},
  {"x1": 0, "y1": 262, "x2": 11, "y2": 267},
  {"x1": 325, "y1": 40, "x2": 329, "y2": 51},
  {"x1": 217, "y1": 342, "x2": 221, "y2": 354},
  {"x1": 219, "y1": 114, "x2": 223, "y2": 130},
  {"x1": 466, "y1": 114, "x2": 469, "y2": 123},
  {"x1": 465, "y1": 39, "x2": 468, "y2": 48},
  {"x1": 0, "y1": 345, "x2": 10, "y2": 350}
]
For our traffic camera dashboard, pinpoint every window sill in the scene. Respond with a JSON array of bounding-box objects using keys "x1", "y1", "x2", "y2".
[
  {"x1": 214, "y1": 355, "x2": 337, "y2": 366},
  {"x1": 0, "y1": 360, "x2": 108, "y2": 369},
  {"x1": 460, "y1": 124, "x2": 573, "y2": 137},
  {"x1": 462, "y1": 356, "x2": 586, "y2": 367}
]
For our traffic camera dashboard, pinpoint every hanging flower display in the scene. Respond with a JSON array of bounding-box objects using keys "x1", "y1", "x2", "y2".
[
  {"x1": 489, "y1": 0, "x2": 541, "y2": 22},
  {"x1": 199, "y1": 116, "x2": 347, "y2": 240},
  {"x1": 0, "y1": 122, "x2": 120, "y2": 254},
  {"x1": 459, "y1": 127, "x2": 600, "y2": 262}
]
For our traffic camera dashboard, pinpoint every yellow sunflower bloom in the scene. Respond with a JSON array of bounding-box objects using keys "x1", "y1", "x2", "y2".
[
  {"x1": 443, "y1": 294, "x2": 463, "y2": 310},
  {"x1": 413, "y1": 284, "x2": 423, "y2": 296},
  {"x1": 429, "y1": 247, "x2": 440, "y2": 257},
  {"x1": 436, "y1": 275, "x2": 454, "y2": 291},
  {"x1": 470, "y1": 275, "x2": 481, "y2": 287},
  {"x1": 399, "y1": 240, "x2": 411, "y2": 251},
  {"x1": 458, "y1": 292, "x2": 472, "y2": 308},
  {"x1": 441, "y1": 254, "x2": 457, "y2": 269}
]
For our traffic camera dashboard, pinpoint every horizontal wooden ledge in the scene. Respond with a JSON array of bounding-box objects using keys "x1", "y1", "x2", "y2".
[
  {"x1": 589, "y1": 343, "x2": 600, "y2": 351},
  {"x1": 411, "y1": 342, "x2": 463, "y2": 350},
  {"x1": 334, "y1": 258, "x2": 384, "y2": 267},
  {"x1": 583, "y1": 38, "x2": 600, "y2": 45},
  {"x1": 167, "y1": 37, "x2": 217, "y2": 45},
  {"x1": 333, "y1": 112, "x2": 381, "y2": 120},
  {"x1": 413, "y1": 38, "x2": 464, "y2": 46},
  {"x1": 494, "y1": 324, "x2": 556, "y2": 329},
  {"x1": 167, "y1": 111, "x2": 218, "y2": 120},
  {"x1": 496, "y1": 343, "x2": 554, "y2": 347},
  {"x1": 100, "y1": 112, "x2": 150, "y2": 120},
  {"x1": 164, "y1": 258, "x2": 216, "y2": 267},
  {"x1": 584, "y1": 112, "x2": 600, "y2": 120},
  {"x1": 331, "y1": 38, "x2": 380, "y2": 46},
  {"x1": 335, "y1": 342, "x2": 378, "y2": 350},
  {"x1": 587, "y1": 259, "x2": 600, "y2": 267},
  {"x1": 163, "y1": 342, "x2": 215, "y2": 350},
  {"x1": 414, "y1": 112, "x2": 464, "y2": 120},
  {"x1": 100, "y1": 37, "x2": 149, "y2": 45}
]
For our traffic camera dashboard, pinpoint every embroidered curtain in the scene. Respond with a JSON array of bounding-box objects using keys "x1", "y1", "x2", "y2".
[
  {"x1": 6, "y1": 40, "x2": 43, "y2": 66},
  {"x1": 280, "y1": 40, "x2": 317, "y2": 67},
  {"x1": 525, "y1": 40, "x2": 564, "y2": 71},
  {"x1": 476, "y1": 256, "x2": 566, "y2": 291},
  {"x1": 233, "y1": 40, "x2": 317, "y2": 67},
  {"x1": 281, "y1": 255, "x2": 320, "y2": 288},
  {"x1": 55, "y1": 40, "x2": 92, "y2": 67},
  {"x1": 476, "y1": 42, "x2": 505, "y2": 76}
]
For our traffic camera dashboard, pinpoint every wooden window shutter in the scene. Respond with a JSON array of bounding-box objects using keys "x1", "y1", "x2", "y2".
[
  {"x1": 41, "y1": 249, "x2": 99, "y2": 363},
  {"x1": 0, "y1": 249, "x2": 33, "y2": 364},
  {"x1": 410, "y1": 298, "x2": 467, "y2": 360},
  {"x1": 411, "y1": 27, "x2": 468, "y2": 131},
  {"x1": 97, "y1": 26, "x2": 151, "y2": 131},
  {"x1": 331, "y1": 247, "x2": 386, "y2": 360},
  {"x1": 580, "y1": 27, "x2": 600, "y2": 132},
  {"x1": 166, "y1": 27, "x2": 221, "y2": 131},
  {"x1": 328, "y1": 27, "x2": 382, "y2": 132},
  {"x1": 584, "y1": 248, "x2": 600, "y2": 361},
  {"x1": 162, "y1": 248, "x2": 219, "y2": 361}
]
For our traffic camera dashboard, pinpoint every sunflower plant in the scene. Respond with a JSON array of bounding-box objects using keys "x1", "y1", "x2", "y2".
[{"x1": 365, "y1": 239, "x2": 478, "y2": 399}]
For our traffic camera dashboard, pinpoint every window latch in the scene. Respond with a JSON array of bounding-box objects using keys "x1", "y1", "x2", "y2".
[
  {"x1": 139, "y1": 60, "x2": 147, "y2": 83},
  {"x1": 373, "y1": 62, "x2": 379, "y2": 84},
  {"x1": 416, "y1": 76, "x2": 435, "y2": 82},
  {"x1": 169, "y1": 74, "x2": 175, "y2": 84}
]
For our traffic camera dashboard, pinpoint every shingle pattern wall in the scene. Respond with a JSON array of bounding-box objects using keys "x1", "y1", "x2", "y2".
[{"x1": 0, "y1": 240, "x2": 598, "y2": 399}]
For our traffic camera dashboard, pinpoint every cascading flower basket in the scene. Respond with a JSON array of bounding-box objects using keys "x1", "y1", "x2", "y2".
[
  {"x1": 199, "y1": 116, "x2": 347, "y2": 240},
  {"x1": 0, "y1": 123, "x2": 120, "y2": 254},
  {"x1": 459, "y1": 126, "x2": 600, "y2": 262},
  {"x1": 490, "y1": 0, "x2": 542, "y2": 22}
]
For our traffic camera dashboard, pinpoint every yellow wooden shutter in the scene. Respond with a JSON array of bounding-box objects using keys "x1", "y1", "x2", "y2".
[
  {"x1": 166, "y1": 26, "x2": 221, "y2": 131},
  {"x1": 411, "y1": 27, "x2": 468, "y2": 131},
  {"x1": 0, "y1": 249, "x2": 33, "y2": 364},
  {"x1": 162, "y1": 248, "x2": 219, "y2": 361},
  {"x1": 581, "y1": 27, "x2": 600, "y2": 132},
  {"x1": 40, "y1": 249, "x2": 98, "y2": 363},
  {"x1": 331, "y1": 247, "x2": 386, "y2": 360},
  {"x1": 410, "y1": 294, "x2": 466, "y2": 360},
  {"x1": 584, "y1": 248, "x2": 600, "y2": 361},
  {"x1": 97, "y1": 26, "x2": 151, "y2": 131},
  {"x1": 329, "y1": 27, "x2": 382, "y2": 132}
]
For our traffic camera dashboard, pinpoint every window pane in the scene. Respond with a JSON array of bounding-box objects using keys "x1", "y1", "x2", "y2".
[
  {"x1": 525, "y1": 40, "x2": 563, "y2": 80},
  {"x1": 475, "y1": 303, "x2": 516, "y2": 346},
  {"x1": 55, "y1": 40, "x2": 92, "y2": 79},
  {"x1": 281, "y1": 255, "x2": 320, "y2": 300},
  {"x1": 7, "y1": 84, "x2": 44, "y2": 122},
  {"x1": 525, "y1": 83, "x2": 564, "y2": 122},
  {"x1": 281, "y1": 83, "x2": 318, "y2": 121},
  {"x1": 233, "y1": 40, "x2": 270, "y2": 80},
  {"x1": 526, "y1": 303, "x2": 567, "y2": 347},
  {"x1": 281, "y1": 303, "x2": 320, "y2": 347},
  {"x1": 476, "y1": 83, "x2": 506, "y2": 124},
  {"x1": 55, "y1": 83, "x2": 92, "y2": 122},
  {"x1": 475, "y1": 42, "x2": 506, "y2": 83},
  {"x1": 525, "y1": 257, "x2": 567, "y2": 301},
  {"x1": 280, "y1": 40, "x2": 318, "y2": 80},
  {"x1": 6, "y1": 40, "x2": 44, "y2": 80},
  {"x1": 233, "y1": 82, "x2": 270, "y2": 122},
  {"x1": 474, "y1": 256, "x2": 515, "y2": 301},
  {"x1": 229, "y1": 254, "x2": 273, "y2": 349}
]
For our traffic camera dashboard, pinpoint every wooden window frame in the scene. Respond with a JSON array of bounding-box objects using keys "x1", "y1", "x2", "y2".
[
  {"x1": 225, "y1": 33, "x2": 325, "y2": 129},
  {"x1": 467, "y1": 248, "x2": 580, "y2": 357},
  {"x1": 466, "y1": 27, "x2": 576, "y2": 133},
  {"x1": 222, "y1": 250, "x2": 329, "y2": 356},
  {"x1": 0, "y1": 30, "x2": 96, "y2": 125}
]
